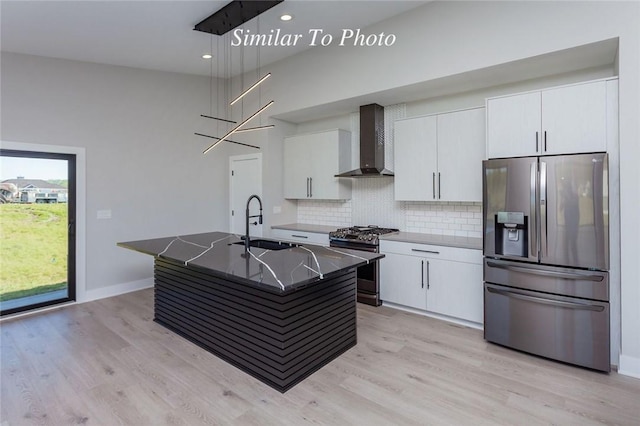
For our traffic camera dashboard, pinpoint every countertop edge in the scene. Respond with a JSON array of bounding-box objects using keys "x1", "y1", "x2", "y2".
[
  {"x1": 270, "y1": 223, "x2": 336, "y2": 234},
  {"x1": 379, "y1": 232, "x2": 483, "y2": 250}
]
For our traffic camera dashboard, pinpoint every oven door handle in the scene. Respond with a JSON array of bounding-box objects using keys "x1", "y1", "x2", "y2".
[{"x1": 486, "y1": 286, "x2": 605, "y2": 311}]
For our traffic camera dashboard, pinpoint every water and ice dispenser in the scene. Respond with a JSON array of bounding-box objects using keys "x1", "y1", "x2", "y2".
[{"x1": 495, "y1": 212, "x2": 528, "y2": 258}]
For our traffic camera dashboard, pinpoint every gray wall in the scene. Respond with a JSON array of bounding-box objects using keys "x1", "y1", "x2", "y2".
[{"x1": 1, "y1": 53, "x2": 226, "y2": 293}]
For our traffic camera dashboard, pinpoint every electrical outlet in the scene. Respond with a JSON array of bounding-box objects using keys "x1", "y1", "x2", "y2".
[{"x1": 97, "y1": 209, "x2": 112, "y2": 219}]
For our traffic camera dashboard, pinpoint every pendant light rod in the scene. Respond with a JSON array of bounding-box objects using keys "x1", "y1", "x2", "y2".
[
  {"x1": 200, "y1": 114, "x2": 237, "y2": 124},
  {"x1": 235, "y1": 124, "x2": 275, "y2": 133},
  {"x1": 194, "y1": 133, "x2": 260, "y2": 150},
  {"x1": 203, "y1": 100, "x2": 274, "y2": 154},
  {"x1": 229, "y1": 73, "x2": 271, "y2": 106}
]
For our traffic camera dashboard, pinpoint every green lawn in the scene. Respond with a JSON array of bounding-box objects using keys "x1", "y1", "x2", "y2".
[{"x1": 0, "y1": 203, "x2": 68, "y2": 302}]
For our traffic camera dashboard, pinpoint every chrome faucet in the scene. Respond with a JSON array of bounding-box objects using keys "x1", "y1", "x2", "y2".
[{"x1": 244, "y1": 194, "x2": 263, "y2": 251}]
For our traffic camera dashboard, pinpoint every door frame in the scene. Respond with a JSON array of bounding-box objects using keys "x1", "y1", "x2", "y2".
[
  {"x1": 0, "y1": 140, "x2": 86, "y2": 309},
  {"x1": 229, "y1": 153, "x2": 262, "y2": 235}
]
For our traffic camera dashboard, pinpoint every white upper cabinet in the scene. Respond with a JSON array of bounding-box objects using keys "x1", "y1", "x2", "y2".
[
  {"x1": 487, "y1": 92, "x2": 541, "y2": 158},
  {"x1": 394, "y1": 107, "x2": 485, "y2": 202},
  {"x1": 283, "y1": 129, "x2": 352, "y2": 200},
  {"x1": 393, "y1": 115, "x2": 437, "y2": 201},
  {"x1": 487, "y1": 79, "x2": 615, "y2": 158},
  {"x1": 437, "y1": 108, "x2": 486, "y2": 202},
  {"x1": 541, "y1": 81, "x2": 607, "y2": 155}
]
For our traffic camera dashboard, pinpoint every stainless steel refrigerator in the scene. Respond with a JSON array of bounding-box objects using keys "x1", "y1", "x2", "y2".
[{"x1": 483, "y1": 153, "x2": 610, "y2": 372}]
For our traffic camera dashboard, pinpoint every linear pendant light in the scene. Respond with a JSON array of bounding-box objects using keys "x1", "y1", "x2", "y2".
[
  {"x1": 194, "y1": 133, "x2": 260, "y2": 149},
  {"x1": 229, "y1": 73, "x2": 271, "y2": 106},
  {"x1": 235, "y1": 124, "x2": 275, "y2": 133},
  {"x1": 202, "y1": 100, "x2": 274, "y2": 154},
  {"x1": 200, "y1": 114, "x2": 237, "y2": 124}
]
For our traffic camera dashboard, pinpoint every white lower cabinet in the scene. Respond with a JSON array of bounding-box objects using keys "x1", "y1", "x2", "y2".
[
  {"x1": 270, "y1": 229, "x2": 329, "y2": 246},
  {"x1": 425, "y1": 258, "x2": 483, "y2": 323},
  {"x1": 380, "y1": 240, "x2": 483, "y2": 324},
  {"x1": 379, "y1": 252, "x2": 427, "y2": 310}
]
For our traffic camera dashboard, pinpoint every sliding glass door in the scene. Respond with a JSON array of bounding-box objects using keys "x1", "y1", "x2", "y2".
[{"x1": 0, "y1": 149, "x2": 76, "y2": 315}]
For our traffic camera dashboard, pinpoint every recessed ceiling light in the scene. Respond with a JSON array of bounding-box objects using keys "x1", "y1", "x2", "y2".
[
  {"x1": 202, "y1": 54, "x2": 212, "y2": 59},
  {"x1": 280, "y1": 14, "x2": 293, "y2": 21}
]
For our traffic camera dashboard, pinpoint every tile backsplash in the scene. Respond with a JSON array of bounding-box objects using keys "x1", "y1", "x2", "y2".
[
  {"x1": 405, "y1": 201, "x2": 482, "y2": 238},
  {"x1": 297, "y1": 197, "x2": 482, "y2": 238},
  {"x1": 297, "y1": 200, "x2": 352, "y2": 227}
]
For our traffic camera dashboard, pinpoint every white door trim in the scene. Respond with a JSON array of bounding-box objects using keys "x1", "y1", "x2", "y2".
[
  {"x1": 0, "y1": 140, "x2": 87, "y2": 304},
  {"x1": 229, "y1": 153, "x2": 262, "y2": 235}
]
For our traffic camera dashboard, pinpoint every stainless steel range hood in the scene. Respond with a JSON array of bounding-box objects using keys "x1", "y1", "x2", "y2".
[{"x1": 336, "y1": 103, "x2": 394, "y2": 178}]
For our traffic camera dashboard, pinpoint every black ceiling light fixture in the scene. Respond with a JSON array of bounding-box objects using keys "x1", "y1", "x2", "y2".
[
  {"x1": 194, "y1": 0, "x2": 284, "y2": 36},
  {"x1": 195, "y1": 1, "x2": 282, "y2": 154}
]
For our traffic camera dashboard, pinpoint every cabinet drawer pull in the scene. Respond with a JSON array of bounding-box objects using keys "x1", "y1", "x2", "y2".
[
  {"x1": 411, "y1": 248, "x2": 440, "y2": 254},
  {"x1": 291, "y1": 234, "x2": 309, "y2": 239}
]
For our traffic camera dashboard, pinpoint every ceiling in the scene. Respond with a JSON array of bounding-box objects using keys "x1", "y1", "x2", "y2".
[{"x1": 0, "y1": 0, "x2": 429, "y2": 77}]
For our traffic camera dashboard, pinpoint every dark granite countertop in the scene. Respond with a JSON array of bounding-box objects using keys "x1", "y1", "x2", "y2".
[{"x1": 118, "y1": 232, "x2": 383, "y2": 294}]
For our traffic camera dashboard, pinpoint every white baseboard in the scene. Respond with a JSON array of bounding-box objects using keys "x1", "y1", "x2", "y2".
[
  {"x1": 381, "y1": 301, "x2": 483, "y2": 331},
  {"x1": 618, "y1": 354, "x2": 640, "y2": 379},
  {"x1": 82, "y1": 277, "x2": 154, "y2": 303}
]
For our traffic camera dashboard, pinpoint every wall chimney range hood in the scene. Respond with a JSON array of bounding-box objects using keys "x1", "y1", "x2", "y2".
[{"x1": 336, "y1": 103, "x2": 394, "y2": 178}]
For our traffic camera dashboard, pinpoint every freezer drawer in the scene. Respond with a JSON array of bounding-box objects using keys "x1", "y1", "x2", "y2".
[
  {"x1": 484, "y1": 258, "x2": 609, "y2": 301},
  {"x1": 484, "y1": 283, "x2": 610, "y2": 372}
]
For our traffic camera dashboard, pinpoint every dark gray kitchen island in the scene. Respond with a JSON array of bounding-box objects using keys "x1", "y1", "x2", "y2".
[{"x1": 118, "y1": 232, "x2": 383, "y2": 392}]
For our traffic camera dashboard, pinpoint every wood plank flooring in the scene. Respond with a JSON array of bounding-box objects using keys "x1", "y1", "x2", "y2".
[{"x1": 2, "y1": 288, "x2": 639, "y2": 425}]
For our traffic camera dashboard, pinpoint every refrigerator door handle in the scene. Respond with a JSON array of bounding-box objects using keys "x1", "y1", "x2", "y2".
[
  {"x1": 530, "y1": 162, "x2": 538, "y2": 259},
  {"x1": 540, "y1": 161, "x2": 547, "y2": 258},
  {"x1": 486, "y1": 286, "x2": 605, "y2": 312},
  {"x1": 486, "y1": 261, "x2": 604, "y2": 281}
]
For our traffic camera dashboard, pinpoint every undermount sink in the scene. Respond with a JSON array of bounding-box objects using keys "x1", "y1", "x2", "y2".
[{"x1": 231, "y1": 239, "x2": 297, "y2": 251}]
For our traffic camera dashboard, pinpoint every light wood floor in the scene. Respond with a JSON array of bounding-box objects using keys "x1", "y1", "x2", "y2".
[{"x1": 2, "y1": 289, "x2": 639, "y2": 425}]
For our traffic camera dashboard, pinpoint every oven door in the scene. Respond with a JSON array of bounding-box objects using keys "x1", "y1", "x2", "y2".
[{"x1": 330, "y1": 240, "x2": 381, "y2": 306}]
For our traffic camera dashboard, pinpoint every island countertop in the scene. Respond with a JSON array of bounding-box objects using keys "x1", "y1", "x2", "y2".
[{"x1": 118, "y1": 232, "x2": 383, "y2": 295}]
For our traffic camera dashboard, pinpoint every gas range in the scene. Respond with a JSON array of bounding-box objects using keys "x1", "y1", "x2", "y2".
[
  {"x1": 329, "y1": 225, "x2": 399, "y2": 307},
  {"x1": 329, "y1": 225, "x2": 399, "y2": 246}
]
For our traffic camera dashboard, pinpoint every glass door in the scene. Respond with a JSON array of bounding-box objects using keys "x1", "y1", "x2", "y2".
[{"x1": 0, "y1": 149, "x2": 76, "y2": 315}]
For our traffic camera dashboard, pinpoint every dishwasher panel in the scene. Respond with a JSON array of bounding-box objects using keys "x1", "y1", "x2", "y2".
[{"x1": 484, "y1": 282, "x2": 610, "y2": 372}]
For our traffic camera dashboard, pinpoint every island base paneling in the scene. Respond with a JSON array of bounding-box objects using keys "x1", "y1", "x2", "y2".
[{"x1": 153, "y1": 258, "x2": 358, "y2": 392}]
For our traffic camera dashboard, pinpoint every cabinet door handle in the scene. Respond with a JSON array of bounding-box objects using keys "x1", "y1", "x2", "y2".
[
  {"x1": 438, "y1": 172, "x2": 441, "y2": 199},
  {"x1": 421, "y1": 260, "x2": 424, "y2": 289},
  {"x1": 310, "y1": 177, "x2": 313, "y2": 198},
  {"x1": 535, "y1": 131, "x2": 539, "y2": 152},
  {"x1": 411, "y1": 248, "x2": 440, "y2": 254},
  {"x1": 291, "y1": 234, "x2": 308, "y2": 239},
  {"x1": 426, "y1": 260, "x2": 430, "y2": 289},
  {"x1": 432, "y1": 173, "x2": 436, "y2": 199},
  {"x1": 544, "y1": 131, "x2": 547, "y2": 152},
  {"x1": 306, "y1": 177, "x2": 309, "y2": 197}
]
